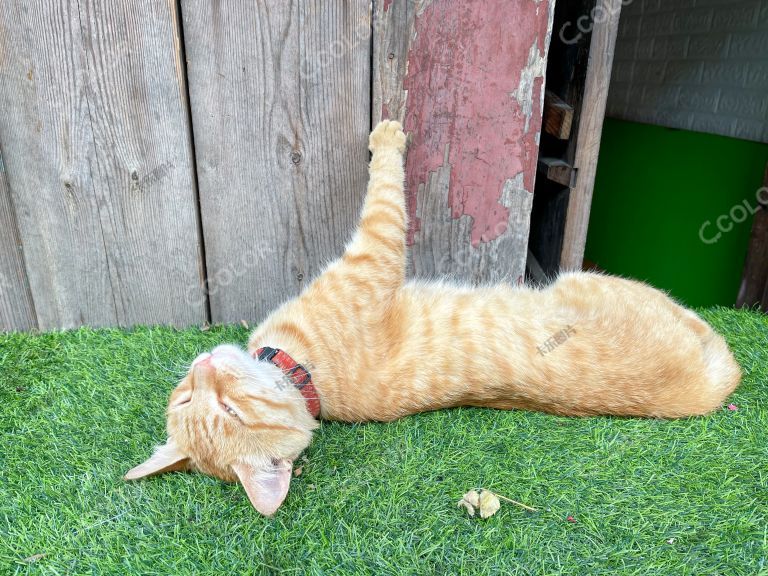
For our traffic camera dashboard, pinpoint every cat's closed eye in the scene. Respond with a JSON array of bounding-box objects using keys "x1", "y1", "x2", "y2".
[
  {"x1": 221, "y1": 403, "x2": 239, "y2": 418},
  {"x1": 172, "y1": 395, "x2": 191, "y2": 408}
]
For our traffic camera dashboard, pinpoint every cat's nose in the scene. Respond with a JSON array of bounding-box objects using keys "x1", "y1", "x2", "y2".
[
  {"x1": 193, "y1": 353, "x2": 216, "y2": 377},
  {"x1": 192, "y1": 352, "x2": 212, "y2": 367}
]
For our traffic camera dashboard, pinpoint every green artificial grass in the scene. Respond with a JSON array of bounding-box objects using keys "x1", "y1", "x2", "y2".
[{"x1": 1, "y1": 309, "x2": 767, "y2": 575}]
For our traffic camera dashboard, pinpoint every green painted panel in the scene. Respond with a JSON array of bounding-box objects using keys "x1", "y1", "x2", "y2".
[{"x1": 585, "y1": 119, "x2": 768, "y2": 307}]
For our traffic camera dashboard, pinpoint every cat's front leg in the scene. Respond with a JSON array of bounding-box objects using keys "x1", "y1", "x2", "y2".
[{"x1": 341, "y1": 120, "x2": 408, "y2": 292}]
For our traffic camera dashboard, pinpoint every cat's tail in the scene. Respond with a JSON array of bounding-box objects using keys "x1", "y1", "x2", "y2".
[
  {"x1": 683, "y1": 312, "x2": 741, "y2": 415},
  {"x1": 700, "y1": 330, "x2": 742, "y2": 406}
]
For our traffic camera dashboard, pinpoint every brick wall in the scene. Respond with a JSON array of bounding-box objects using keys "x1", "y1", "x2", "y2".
[{"x1": 606, "y1": 0, "x2": 768, "y2": 143}]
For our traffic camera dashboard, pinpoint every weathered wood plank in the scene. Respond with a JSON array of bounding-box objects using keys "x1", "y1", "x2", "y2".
[
  {"x1": 182, "y1": 0, "x2": 371, "y2": 324},
  {"x1": 0, "y1": 0, "x2": 206, "y2": 329},
  {"x1": 181, "y1": 2, "x2": 300, "y2": 325},
  {"x1": 374, "y1": 0, "x2": 555, "y2": 284},
  {"x1": 528, "y1": 184, "x2": 570, "y2": 277},
  {"x1": 298, "y1": 0, "x2": 372, "y2": 285},
  {"x1": 0, "y1": 151, "x2": 36, "y2": 332},
  {"x1": 736, "y1": 163, "x2": 768, "y2": 310},
  {"x1": 538, "y1": 157, "x2": 574, "y2": 188},
  {"x1": 543, "y1": 89, "x2": 574, "y2": 140},
  {"x1": 528, "y1": 0, "x2": 596, "y2": 278},
  {"x1": 559, "y1": 0, "x2": 622, "y2": 270}
]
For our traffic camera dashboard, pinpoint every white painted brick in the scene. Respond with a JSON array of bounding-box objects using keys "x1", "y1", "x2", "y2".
[
  {"x1": 622, "y1": 0, "x2": 645, "y2": 16},
  {"x1": 746, "y1": 62, "x2": 768, "y2": 89},
  {"x1": 614, "y1": 38, "x2": 638, "y2": 60},
  {"x1": 649, "y1": 109, "x2": 694, "y2": 131},
  {"x1": 641, "y1": 85, "x2": 681, "y2": 108},
  {"x1": 635, "y1": 60, "x2": 668, "y2": 83},
  {"x1": 663, "y1": 0, "x2": 698, "y2": 11},
  {"x1": 605, "y1": 101, "x2": 628, "y2": 118},
  {"x1": 642, "y1": 12, "x2": 675, "y2": 35},
  {"x1": 608, "y1": 82, "x2": 634, "y2": 105},
  {"x1": 688, "y1": 33, "x2": 729, "y2": 58},
  {"x1": 608, "y1": 0, "x2": 768, "y2": 142},
  {"x1": 642, "y1": 0, "x2": 661, "y2": 14},
  {"x1": 734, "y1": 118, "x2": 767, "y2": 141},
  {"x1": 612, "y1": 61, "x2": 635, "y2": 83},
  {"x1": 671, "y1": 9, "x2": 714, "y2": 34},
  {"x1": 678, "y1": 86, "x2": 719, "y2": 112},
  {"x1": 651, "y1": 36, "x2": 689, "y2": 59},
  {"x1": 711, "y1": 3, "x2": 759, "y2": 31},
  {"x1": 718, "y1": 89, "x2": 768, "y2": 118},
  {"x1": 690, "y1": 113, "x2": 737, "y2": 136},
  {"x1": 664, "y1": 60, "x2": 702, "y2": 84},
  {"x1": 636, "y1": 37, "x2": 655, "y2": 59},
  {"x1": 701, "y1": 61, "x2": 748, "y2": 86},
  {"x1": 619, "y1": 106, "x2": 661, "y2": 124},
  {"x1": 619, "y1": 14, "x2": 643, "y2": 38},
  {"x1": 728, "y1": 30, "x2": 768, "y2": 58},
  {"x1": 696, "y1": 0, "x2": 750, "y2": 6},
  {"x1": 607, "y1": 102, "x2": 627, "y2": 119}
]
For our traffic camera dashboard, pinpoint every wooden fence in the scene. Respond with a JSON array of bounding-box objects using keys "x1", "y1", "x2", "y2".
[{"x1": 0, "y1": 0, "x2": 554, "y2": 331}]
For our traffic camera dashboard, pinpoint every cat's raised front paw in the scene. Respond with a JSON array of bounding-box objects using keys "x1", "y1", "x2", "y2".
[{"x1": 369, "y1": 120, "x2": 407, "y2": 154}]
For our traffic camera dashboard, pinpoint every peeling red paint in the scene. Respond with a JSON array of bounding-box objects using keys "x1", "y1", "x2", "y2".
[
  {"x1": 383, "y1": 0, "x2": 393, "y2": 13},
  {"x1": 403, "y1": 0, "x2": 549, "y2": 246},
  {"x1": 381, "y1": 102, "x2": 390, "y2": 120}
]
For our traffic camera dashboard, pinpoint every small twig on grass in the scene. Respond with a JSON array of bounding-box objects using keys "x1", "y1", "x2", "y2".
[
  {"x1": 22, "y1": 553, "x2": 46, "y2": 564},
  {"x1": 493, "y1": 493, "x2": 538, "y2": 512}
]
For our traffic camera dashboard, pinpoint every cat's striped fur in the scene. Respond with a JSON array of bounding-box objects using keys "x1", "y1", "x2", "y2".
[{"x1": 127, "y1": 121, "x2": 741, "y2": 515}]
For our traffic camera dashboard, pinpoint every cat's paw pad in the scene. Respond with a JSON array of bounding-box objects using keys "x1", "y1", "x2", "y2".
[{"x1": 369, "y1": 120, "x2": 407, "y2": 154}]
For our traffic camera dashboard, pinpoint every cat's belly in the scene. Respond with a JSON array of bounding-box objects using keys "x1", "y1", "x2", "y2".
[{"x1": 342, "y1": 273, "x2": 741, "y2": 420}]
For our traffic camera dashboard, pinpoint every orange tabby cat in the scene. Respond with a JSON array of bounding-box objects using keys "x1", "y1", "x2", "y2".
[{"x1": 126, "y1": 120, "x2": 741, "y2": 516}]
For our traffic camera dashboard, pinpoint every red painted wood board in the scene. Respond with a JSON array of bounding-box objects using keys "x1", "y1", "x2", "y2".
[{"x1": 374, "y1": 0, "x2": 555, "y2": 283}]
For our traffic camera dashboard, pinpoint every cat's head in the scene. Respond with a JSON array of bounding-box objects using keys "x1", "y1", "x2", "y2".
[{"x1": 125, "y1": 344, "x2": 318, "y2": 516}]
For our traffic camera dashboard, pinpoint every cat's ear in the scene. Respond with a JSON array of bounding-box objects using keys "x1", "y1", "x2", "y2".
[
  {"x1": 231, "y1": 458, "x2": 292, "y2": 516},
  {"x1": 124, "y1": 439, "x2": 189, "y2": 480}
]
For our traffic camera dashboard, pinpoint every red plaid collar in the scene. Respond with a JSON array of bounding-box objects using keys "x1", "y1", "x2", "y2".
[{"x1": 255, "y1": 347, "x2": 321, "y2": 419}]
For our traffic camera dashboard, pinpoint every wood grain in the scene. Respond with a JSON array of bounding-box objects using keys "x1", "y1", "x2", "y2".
[
  {"x1": 543, "y1": 89, "x2": 574, "y2": 140},
  {"x1": 559, "y1": 0, "x2": 622, "y2": 270},
  {"x1": 0, "y1": 0, "x2": 206, "y2": 329},
  {"x1": 528, "y1": 0, "x2": 596, "y2": 277},
  {"x1": 538, "y1": 157, "x2": 574, "y2": 188},
  {"x1": 0, "y1": 151, "x2": 37, "y2": 331},
  {"x1": 736, "y1": 162, "x2": 768, "y2": 310},
  {"x1": 182, "y1": 0, "x2": 371, "y2": 324},
  {"x1": 372, "y1": 0, "x2": 420, "y2": 124},
  {"x1": 374, "y1": 0, "x2": 554, "y2": 285}
]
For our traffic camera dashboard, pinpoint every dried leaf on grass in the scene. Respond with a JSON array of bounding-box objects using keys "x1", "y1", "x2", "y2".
[
  {"x1": 457, "y1": 489, "x2": 500, "y2": 519},
  {"x1": 457, "y1": 490, "x2": 480, "y2": 517},
  {"x1": 478, "y1": 489, "x2": 501, "y2": 519},
  {"x1": 458, "y1": 488, "x2": 537, "y2": 519}
]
